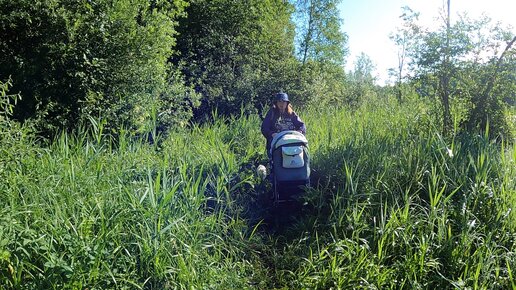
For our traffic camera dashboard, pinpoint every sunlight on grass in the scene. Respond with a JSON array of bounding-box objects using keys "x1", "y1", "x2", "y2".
[{"x1": 1, "y1": 95, "x2": 514, "y2": 289}]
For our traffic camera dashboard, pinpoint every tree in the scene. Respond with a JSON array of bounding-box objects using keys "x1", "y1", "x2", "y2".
[
  {"x1": 465, "y1": 34, "x2": 516, "y2": 136},
  {"x1": 295, "y1": 0, "x2": 347, "y2": 66},
  {"x1": 0, "y1": 0, "x2": 191, "y2": 135},
  {"x1": 405, "y1": 1, "x2": 455, "y2": 134},
  {"x1": 407, "y1": 7, "x2": 515, "y2": 137},
  {"x1": 292, "y1": 0, "x2": 348, "y2": 106},
  {"x1": 173, "y1": 0, "x2": 297, "y2": 119},
  {"x1": 389, "y1": 6, "x2": 421, "y2": 102},
  {"x1": 0, "y1": 78, "x2": 20, "y2": 123},
  {"x1": 346, "y1": 53, "x2": 377, "y2": 106},
  {"x1": 351, "y1": 53, "x2": 376, "y2": 85},
  {"x1": 440, "y1": 0, "x2": 452, "y2": 135}
]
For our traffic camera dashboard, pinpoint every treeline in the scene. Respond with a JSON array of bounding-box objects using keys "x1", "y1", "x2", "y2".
[
  {"x1": 390, "y1": 6, "x2": 516, "y2": 137},
  {"x1": 0, "y1": 0, "x2": 515, "y2": 138},
  {"x1": 0, "y1": 0, "x2": 347, "y2": 136}
]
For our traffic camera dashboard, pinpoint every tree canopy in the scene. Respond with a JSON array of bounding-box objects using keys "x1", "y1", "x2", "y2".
[
  {"x1": 0, "y1": 0, "x2": 191, "y2": 135},
  {"x1": 0, "y1": 0, "x2": 514, "y2": 138}
]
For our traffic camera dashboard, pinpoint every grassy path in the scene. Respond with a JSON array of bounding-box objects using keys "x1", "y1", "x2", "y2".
[{"x1": 1, "y1": 98, "x2": 515, "y2": 289}]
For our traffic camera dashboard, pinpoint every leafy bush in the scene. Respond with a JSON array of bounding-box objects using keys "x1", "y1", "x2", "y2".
[
  {"x1": 173, "y1": 0, "x2": 299, "y2": 119},
  {"x1": 0, "y1": 0, "x2": 194, "y2": 136}
]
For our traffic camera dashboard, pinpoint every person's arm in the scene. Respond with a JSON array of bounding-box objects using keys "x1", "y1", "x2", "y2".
[
  {"x1": 292, "y1": 113, "x2": 306, "y2": 135},
  {"x1": 261, "y1": 110, "x2": 275, "y2": 139}
]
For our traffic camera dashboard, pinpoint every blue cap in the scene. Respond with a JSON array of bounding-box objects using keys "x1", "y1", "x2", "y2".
[{"x1": 274, "y1": 92, "x2": 289, "y2": 102}]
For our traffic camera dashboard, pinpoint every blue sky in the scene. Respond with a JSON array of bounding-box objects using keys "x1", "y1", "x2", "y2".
[{"x1": 339, "y1": 0, "x2": 516, "y2": 84}]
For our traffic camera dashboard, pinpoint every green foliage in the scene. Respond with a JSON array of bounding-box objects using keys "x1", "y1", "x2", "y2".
[
  {"x1": 389, "y1": 6, "x2": 421, "y2": 102},
  {"x1": 174, "y1": 0, "x2": 297, "y2": 118},
  {"x1": 1, "y1": 94, "x2": 515, "y2": 288},
  {"x1": 464, "y1": 36, "x2": 516, "y2": 137},
  {"x1": 344, "y1": 53, "x2": 378, "y2": 107},
  {"x1": 0, "y1": 78, "x2": 35, "y2": 157},
  {"x1": 275, "y1": 96, "x2": 516, "y2": 289},
  {"x1": 0, "y1": 78, "x2": 19, "y2": 121},
  {"x1": 295, "y1": 0, "x2": 348, "y2": 66},
  {"x1": 1, "y1": 0, "x2": 352, "y2": 131},
  {"x1": 0, "y1": 116, "x2": 264, "y2": 288},
  {"x1": 2, "y1": 1, "x2": 516, "y2": 287},
  {"x1": 405, "y1": 11, "x2": 515, "y2": 138},
  {"x1": 292, "y1": 0, "x2": 349, "y2": 107},
  {"x1": 173, "y1": 0, "x2": 350, "y2": 118},
  {"x1": 289, "y1": 60, "x2": 347, "y2": 107},
  {"x1": 0, "y1": 0, "x2": 193, "y2": 135}
]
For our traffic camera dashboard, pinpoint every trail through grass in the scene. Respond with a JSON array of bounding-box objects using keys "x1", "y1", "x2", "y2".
[{"x1": 1, "y1": 97, "x2": 515, "y2": 289}]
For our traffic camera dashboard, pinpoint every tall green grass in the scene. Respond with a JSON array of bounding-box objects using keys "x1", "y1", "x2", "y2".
[
  {"x1": 0, "y1": 112, "x2": 267, "y2": 289},
  {"x1": 273, "y1": 98, "x2": 516, "y2": 289},
  {"x1": 1, "y1": 96, "x2": 514, "y2": 289}
]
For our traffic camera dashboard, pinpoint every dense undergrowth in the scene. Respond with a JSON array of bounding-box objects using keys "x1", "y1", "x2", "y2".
[{"x1": 1, "y1": 95, "x2": 515, "y2": 289}]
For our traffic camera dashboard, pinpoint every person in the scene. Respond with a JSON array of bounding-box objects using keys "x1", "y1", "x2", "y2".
[{"x1": 261, "y1": 92, "x2": 306, "y2": 157}]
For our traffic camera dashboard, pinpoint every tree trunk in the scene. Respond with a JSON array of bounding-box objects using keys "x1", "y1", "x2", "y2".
[
  {"x1": 396, "y1": 47, "x2": 404, "y2": 103},
  {"x1": 301, "y1": 0, "x2": 314, "y2": 66},
  {"x1": 468, "y1": 35, "x2": 516, "y2": 132},
  {"x1": 440, "y1": 0, "x2": 452, "y2": 135}
]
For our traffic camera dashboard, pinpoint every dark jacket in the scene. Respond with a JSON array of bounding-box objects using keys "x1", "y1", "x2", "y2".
[{"x1": 261, "y1": 109, "x2": 306, "y2": 152}]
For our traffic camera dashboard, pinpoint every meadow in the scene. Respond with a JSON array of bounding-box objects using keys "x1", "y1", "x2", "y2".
[{"x1": 1, "y1": 96, "x2": 515, "y2": 289}]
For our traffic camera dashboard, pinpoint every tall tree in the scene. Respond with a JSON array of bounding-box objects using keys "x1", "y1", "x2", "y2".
[
  {"x1": 292, "y1": 0, "x2": 348, "y2": 106},
  {"x1": 173, "y1": 0, "x2": 296, "y2": 118},
  {"x1": 409, "y1": 1, "x2": 465, "y2": 135},
  {"x1": 389, "y1": 6, "x2": 421, "y2": 102},
  {"x1": 352, "y1": 52, "x2": 376, "y2": 85},
  {"x1": 295, "y1": 0, "x2": 347, "y2": 66},
  {"x1": 0, "y1": 0, "x2": 190, "y2": 135},
  {"x1": 346, "y1": 53, "x2": 377, "y2": 107},
  {"x1": 466, "y1": 34, "x2": 516, "y2": 135},
  {"x1": 440, "y1": 0, "x2": 452, "y2": 135},
  {"x1": 408, "y1": 9, "x2": 515, "y2": 137}
]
